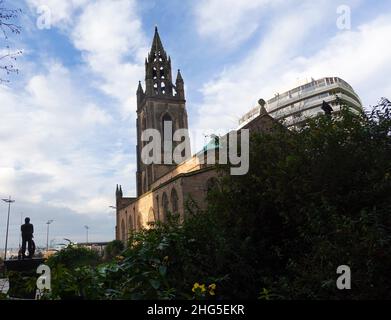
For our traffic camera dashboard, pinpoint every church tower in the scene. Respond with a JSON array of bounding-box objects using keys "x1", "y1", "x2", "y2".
[{"x1": 136, "y1": 27, "x2": 190, "y2": 196}]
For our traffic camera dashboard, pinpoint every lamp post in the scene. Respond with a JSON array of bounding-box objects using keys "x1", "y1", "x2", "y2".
[
  {"x1": 84, "y1": 225, "x2": 89, "y2": 244},
  {"x1": 19, "y1": 212, "x2": 23, "y2": 249},
  {"x1": 46, "y1": 220, "x2": 54, "y2": 251},
  {"x1": 2, "y1": 196, "x2": 15, "y2": 261}
]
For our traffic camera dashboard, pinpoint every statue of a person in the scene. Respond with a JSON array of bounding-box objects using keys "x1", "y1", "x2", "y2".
[{"x1": 21, "y1": 217, "x2": 34, "y2": 259}]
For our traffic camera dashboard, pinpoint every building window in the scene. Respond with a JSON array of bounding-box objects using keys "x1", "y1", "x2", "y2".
[
  {"x1": 162, "y1": 192, "x2": 169, "y2": 221},
  {"x1": 162, "y1": 114, "x2": 173, "y2": 159},
  {"x1": 171, "y1": 188, "x2": 179, "y2": 213},
  {"x1": 162, "y1": 113, "x2": 173, "y2": 139},
  {"x1": 156, "y1": 195, "x2": 160, "y2": 220},
  {"x1": 148, "y1": 208, "x2": 155, "y2": 224},
  {"x1": 121, "y1": 219, "x2": 126, "y2": 242},
  {"x1": 128, "y1": 214, "x2": 133, "y2": 232},
  {"x1": 133, "y1": 208, "x2": 136, "y2": 230}
]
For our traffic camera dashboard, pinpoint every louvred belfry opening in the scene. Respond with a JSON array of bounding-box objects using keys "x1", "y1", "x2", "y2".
[{"x1": 145, "y1": 26, "x2": 174, "y2": 97}]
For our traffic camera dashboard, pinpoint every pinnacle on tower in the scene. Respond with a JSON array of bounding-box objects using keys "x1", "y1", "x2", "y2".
[
  {"x1": 176, "y1": 69, "x2": 183, "y2": 82},
  {"x1": 137, "y1": 81, "x2": 143, "y2": 93},
  {"x1": 175, "y1": 69, "x2": 185, "y2": 99}
]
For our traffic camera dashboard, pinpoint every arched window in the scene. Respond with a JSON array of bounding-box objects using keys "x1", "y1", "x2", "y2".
[
  {"x1": 162, "y1": 113, "x2": 173, "y2": 139},
  {"x1": 133, "y1": 207, "x2": 136, "y2": 230},
  {"x1": 162, "y1": 192, "x2": 169, "y2": 221},
  {"x1": 148, "y1": 208, "x2": 155, "y2": 225},
  {"x1": 121, "y1": 219, "x2": 126, "y2": 242},
  {"x1": 160, "y1": 67, "x2": 165, "y2": 79},
  {"x1": 128, "y1": 213, "x2": 133, "y2": 232},
  {"x1": 171, "y1": 188, "x2": 179, "y2": 213},
  {"x1": 156, "y1": 195, "x2": 160, "y2": 220},
  {"x1": 162, "y1": 114, "x2": 173, "y2": 161}
]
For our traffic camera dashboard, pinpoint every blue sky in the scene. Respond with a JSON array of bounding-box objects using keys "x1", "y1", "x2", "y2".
[{"x1": 0, "y1": 0, "x2": 390, "y2": 250}]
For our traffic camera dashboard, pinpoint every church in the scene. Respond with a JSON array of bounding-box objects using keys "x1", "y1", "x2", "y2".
[{"x1": 115, "y1": 28, "x2": 276, "y2": 242}]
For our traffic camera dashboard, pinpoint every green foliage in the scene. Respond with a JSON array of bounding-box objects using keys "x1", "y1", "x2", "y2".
[
  {"x1": 6, "y1": 271, "x2": 36, "y2": 299},
  {"x1": 45, "y1": 105, "x2": 391, "y2": 299},
  {"x1": 104, "y1": 240, "x2": 125, "y2": 261},
  {"x1": 46, "y1": 242, "x2": 101, "y2": 270},
  {"x1": 207, "y1": 105, "x2": 391, "y2": 299}
]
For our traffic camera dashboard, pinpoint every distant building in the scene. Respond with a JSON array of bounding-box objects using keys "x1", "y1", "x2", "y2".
[{"x1": 239, "y1": 77, "x2": 363, "y2": 129}]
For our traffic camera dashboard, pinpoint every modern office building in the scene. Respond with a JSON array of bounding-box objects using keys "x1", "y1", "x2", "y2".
[{"x1": 239, "y1": 77, "x2": 363, "y2": 129}]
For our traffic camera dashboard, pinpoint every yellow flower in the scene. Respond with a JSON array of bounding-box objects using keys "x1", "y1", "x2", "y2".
[
  {"x1": 208, "y1": 283, "x2": 216, "y2": 296},
  {"x1": 115, "y1": 255, "x2": 125, "y2": 261},
  {"x1": 192, "y1": 283, "x2": 201, "y2": 293},
  {"x1": 208, "y1": 283, "x2": 216, "y2": 290},
  {"x1": 192, "y1": 282, "x2": 206, "y2": 293}
]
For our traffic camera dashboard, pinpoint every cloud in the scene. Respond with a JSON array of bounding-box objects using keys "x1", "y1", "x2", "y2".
[
  {"x1": 284, "y1": 14, "x2": 391, "y2": 105},
  {"x1": 0, "y1": 62, "x2": 128, "y2": 217},
  {"x1": 192, "y1": 2, "x2": 391, "y2": 148},
  {"x1": 1, "y1": 0, "x2": 148, "y2": 247},
  {"x1": 26, "y1": 0, "x2": 89, "y2": 27},
  {"x1": 194, "y1": 0, "x2": 284, "y2": 48},
  {"x1": 71, "y1": 0, "x2": 148, "y2": 117}
]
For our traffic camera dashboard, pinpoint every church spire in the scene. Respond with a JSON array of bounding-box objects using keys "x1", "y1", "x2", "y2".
[
  {"x1": 144, "y1": 27, "x2": 173, "y2": 97},
  {"x1": 151, "y1": 26, "x2": 165, "y2": 55}
]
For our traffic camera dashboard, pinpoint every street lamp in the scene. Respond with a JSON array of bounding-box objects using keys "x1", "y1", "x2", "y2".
[
  {"x1": 84, "y1": 225, "x2": 89, "y2": 244},
  {"x1": 19, "y1": 212, "x2": 23, "y2": 249},
  {"x1": 2, "y1": 196, "x2": 15, "y2": 261},
  {"x1": 46, "y1": 220, "x2": 54, "y2": 251}
]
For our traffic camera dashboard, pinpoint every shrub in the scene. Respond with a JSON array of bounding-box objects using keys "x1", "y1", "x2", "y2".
[{"x1": 104, "y1": 240, "x2": 125, "y2": 261}]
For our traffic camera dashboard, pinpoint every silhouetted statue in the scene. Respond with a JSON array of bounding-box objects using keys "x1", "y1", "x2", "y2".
[{"x1": 21, "y1": 217, "x2": 35, "y2": 259}]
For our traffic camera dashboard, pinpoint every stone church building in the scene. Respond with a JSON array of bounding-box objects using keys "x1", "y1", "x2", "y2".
[{"x1": 115, "y1": 28, "x2": 276, "y2": 242}]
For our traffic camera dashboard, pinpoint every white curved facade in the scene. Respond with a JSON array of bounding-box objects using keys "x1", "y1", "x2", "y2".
[{"x1": 239, "y1": 77, "x2": 363, "y2": 129}]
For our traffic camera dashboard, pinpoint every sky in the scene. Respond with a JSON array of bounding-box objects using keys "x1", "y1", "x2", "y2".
[{"x1": 0, "y1": 0, "x2": 390, "y2": 250}]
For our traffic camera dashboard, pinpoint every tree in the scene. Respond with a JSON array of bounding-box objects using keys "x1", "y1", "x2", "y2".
[
  {"x1": 0, "y1": 0, "x2": 21, "y2": 82},
  {"x1": 207, "y1": 103, "x2": 391, "y2": 299},
  {"x1": 103, "y1": 240, "x2": 125, "y2": 261}
]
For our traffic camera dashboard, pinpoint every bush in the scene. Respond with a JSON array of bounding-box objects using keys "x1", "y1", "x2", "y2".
[
  {"x1": 46, "y1": 242, "x2": 101, "y2": 270},
  {"x1": 45, "y1": 104, "x2": 391, "y2": 300},
  {"x1": 206, "y1": 105, "x2": 391, "y2": 299},
  {"x1": 104, "y1": 240, "x2": 125, "y2": 261}
]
